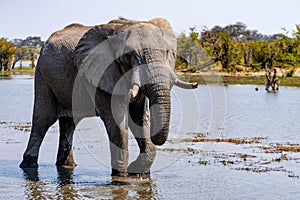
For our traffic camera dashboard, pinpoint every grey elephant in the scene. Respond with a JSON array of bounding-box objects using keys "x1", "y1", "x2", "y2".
[{"x1": 19, "y1": 18, "x2": 197, "y2": 177}]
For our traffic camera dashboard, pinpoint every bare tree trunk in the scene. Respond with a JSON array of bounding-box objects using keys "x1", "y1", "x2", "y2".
[
  {"x1": 7, "y1": 62, "x2": 11, "y2": 71},
  {"x1": 12, "y1": 62, "x2": 16, "y2": 69},
  {"x1": 31, "y1": 60, "x2": 35, "y2": 68}
]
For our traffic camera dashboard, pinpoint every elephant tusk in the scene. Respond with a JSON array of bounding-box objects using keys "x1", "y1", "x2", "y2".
[
  {"x1": 128, "y1": 66, "x2": 141, "y2": 101},
  {"x1": 174, "y1": 78, "x2": 198, "y2": 89},
  {"x1": 128, "y1": 84, "x2": 140, "y2": 101},
  {"x1": 131, "y1": 84, "x2": 140, "y2": 98}
]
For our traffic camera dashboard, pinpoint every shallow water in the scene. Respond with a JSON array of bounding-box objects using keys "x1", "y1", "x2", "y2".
[{"x1": 0, "y1": 75, "x2": 300, "y2": 199}]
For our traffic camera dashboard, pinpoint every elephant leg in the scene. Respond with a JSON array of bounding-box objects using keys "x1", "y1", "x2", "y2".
[
  {"x1": 56, "y1": 117, "x2": 76, "y2": 168},
  {"x1": 20, "y1": 117, "x2": 56, "y2": 168},
  {"x1": 20, "y1": 68, "x2": 57, "y2": 168},
  {"x1": 128, "y1": 97, "x2": 156, "y2": 176},
  {"x1": 98, "y1": 95, "x2": 129, "y2": 177}
]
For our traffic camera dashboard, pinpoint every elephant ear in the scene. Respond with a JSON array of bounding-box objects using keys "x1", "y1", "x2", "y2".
[{"x1": 74, "y1": 23, "x2": 130, "y2": 95}]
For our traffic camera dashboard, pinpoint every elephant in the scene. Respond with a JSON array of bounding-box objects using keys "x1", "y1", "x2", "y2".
[{"x1": 19, "y1": 18, "x2": 198, "y2": 177}]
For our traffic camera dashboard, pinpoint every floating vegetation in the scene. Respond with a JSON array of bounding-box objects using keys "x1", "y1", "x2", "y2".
[
  {"x1": 0, "y1": 121, "x2": 13, "y2": 125},
  {"x1": 252, "y1": 143, "x2": 300, "y2": 153},
  {"x1": 0, "y1": 121, "x2": 32, "y2": 132},
  {"x1": 183, "y1": 136, "x2": 267, "y2": 145},
  {"x1": 235, "y1": 166, "x2": 285, "y2": 173},
  {"x1": 159, "y1": 136, "x2": 300, "y2": 179},
  {"x1": 199, "y1": 159, "x2": 209, "y2": 165},
  {"x1": 5, "y1": 141, "x2": 21, "y2": 144},
  {"x1": 13, "y1": 125, "x2": 31, "y2": 132},
  {"x1": 200, "y1": 151, "x2": 300, "y2": 178},
  {"x1": 157, "y1": 147, "x2": 197, "y2": 153}
]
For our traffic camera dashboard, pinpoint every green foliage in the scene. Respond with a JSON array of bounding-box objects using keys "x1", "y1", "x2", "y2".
[
  {"x1": 177, "y1": 23, "x2": 300, "y2": 74},
  {"x1": 286, "y1": 68, "x2": 296, "y2": 77},
  {"x1": 209, "y1": 31, "x2": 243, "y2": 71},
  {"x1": 250, "y1": 40, "x2": 272, "y2": 70},
  {"x1": 176, "y1": 30, "x2": 206, "y2": 72},
  {"x1": 270, "y1": 30, "x2": 300, "y2": 73},
  {"x1": 0, "y1": 38, "x2": 17, "y2": 70},
  {"x1": 0, "y1": 37, "x2": 42, "y2": 71}
]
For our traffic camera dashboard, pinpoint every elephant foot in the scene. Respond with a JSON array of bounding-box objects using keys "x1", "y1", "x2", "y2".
[
  {"x1": 56, "y1": 160, "x2": 76, "y2": 168},
  {"x1": 111, "y1": 169, "x2": 128, "y2": 177},
  {"x1": 22, "y1": 167, "x2": 39, "y2": 181},
  {"x1": 128, "y1": 171, "x2": 150, "y2": 179},
  {"x1": 56, "y1": 148, "x2": 76, "y2": 168},
  {"x1": 19, "y1": 155, "x2": 38, "y2": 168},
  {"x1": 56, "y1": 163, "x2": 77, "y2": 169},
  {"x1": 127, "y1": 158, "x2": 152, "y2": 177}
]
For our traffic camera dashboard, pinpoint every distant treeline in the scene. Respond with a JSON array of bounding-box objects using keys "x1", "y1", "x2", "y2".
[
  {"x1": 0, "y1": 36, "x2": 43, "y2": 70},
  {"x1": 177, "y1": 22, "x2": 300, "y2": 76}
]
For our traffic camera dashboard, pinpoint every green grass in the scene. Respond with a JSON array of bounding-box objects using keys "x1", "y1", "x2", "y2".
[
  {"x1": 179, "y1": 73, "x2": 300, "y2": 87},
  {"x1": 1, "y1": 67, "x2": 35, "y2": 76}
]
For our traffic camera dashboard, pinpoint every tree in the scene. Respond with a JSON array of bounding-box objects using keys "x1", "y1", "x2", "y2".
[
  {"x1": 241, "y1": 40, "x2": 253, "y2": 68},
  {"x1": 223, "y1": 22, "x2": 247, "y2": 39},
  {"x1": 0, "y1": 38, "x2": 17, "y2": 70},
  {"x1": 250, "y1": 40, "x2": 272, "y2": 70},
  {"x1": 13, "y1": 36, "x2": 44, "y2": 48},
  {"x1": 12, "y1": 48, "x2": 22, "y2": 69},
  {"x1": 12, "y1": 46, "x2": 29, "y2": 69},
  {"x1": 177, "y1": 23, "x2": 300, "y2": 73},
  {"x1": 11, "y1": 37, "x2": 43, "y2": 69},
  {"x1": 271, "y1": 26, "x2": 300, "y2": 76},
  {"x1": 201, "y1": 28, "x2": 243, "y2": 71},
  {"x1": 177, "y1": 27, "x2": 216, "y2": 72},
  {"x1": 28, "y1": 46, "x2": 39, "y2": 68}
]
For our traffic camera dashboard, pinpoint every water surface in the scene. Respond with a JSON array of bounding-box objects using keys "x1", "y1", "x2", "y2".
[{"x1": 0, "y1": 75, "x2": 299, "y2": 199}]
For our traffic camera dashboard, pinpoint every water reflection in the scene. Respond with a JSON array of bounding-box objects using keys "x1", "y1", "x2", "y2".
[
  {"x1": 22, "y1": 168, "x2": 39, "y2": 181},
  {"x1": 22, "y1": 168, "x2": 47, "y2": 199},
  {"x1": 109, "y1": 177, "x2": 158, "y2": 200},
  {"x1": 56, "y1": 167, "x2": 81, "y2": 199},
  {"x1": 135, "y1": 180, "x2": 158, "y2": 200},
  {"x1": 56, "y1": 166, "x2": 75, "y2": 185},
  {"x1": 21, "y1": 167, "x2": 159, "y2": 199},
  {"x1": 22, "y1": 167, "x2": 79, "y2": 199}
]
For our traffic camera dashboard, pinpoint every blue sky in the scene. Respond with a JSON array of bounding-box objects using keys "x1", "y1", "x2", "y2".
[{"x1": 1, "y1": 0, "x2": 300, "y2": 40}]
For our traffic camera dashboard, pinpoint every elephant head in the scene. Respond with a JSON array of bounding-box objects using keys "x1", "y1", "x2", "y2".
[{"x1": 74, "y1": 18, "x2": 197, "y2": 145}]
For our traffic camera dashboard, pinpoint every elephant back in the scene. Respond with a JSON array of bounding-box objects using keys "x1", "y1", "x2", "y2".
[
  {"x1": 37, "y1": 23, "x2": 92, "y2": 108},
  {"x1": 40, "y1": 23, "x2": 91, "y2": 71},
  {"x1": 45, "y1": 23, "x2": 91, "y2": 54}
]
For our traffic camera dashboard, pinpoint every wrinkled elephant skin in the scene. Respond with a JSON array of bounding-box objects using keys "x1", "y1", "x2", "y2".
[{"x1": 19, "y1": 18, "x2": 197, "y2": 177}]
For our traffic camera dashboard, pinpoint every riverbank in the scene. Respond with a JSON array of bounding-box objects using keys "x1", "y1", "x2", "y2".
[
  {"x1": 178, "y1": 72, "x2": 300, "y2": 87},
  {"x1": 1, "y1": 67, "x2": 35, "y2": 76}
]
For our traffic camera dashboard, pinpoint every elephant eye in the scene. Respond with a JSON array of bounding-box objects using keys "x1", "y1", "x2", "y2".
[
  {"x1": 117, "y1": 54, "x2": 129, "y2": 64},
  {"x1": 125, "y1": 54, "x2": 131, "y2": 61},
  {"x1": 120, "y1": 53, "x2": 131, "y2": 63}
]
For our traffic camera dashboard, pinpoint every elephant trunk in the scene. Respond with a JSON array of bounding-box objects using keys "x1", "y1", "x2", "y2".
[{"x1": 148, "y1": 84, "x2": 171, "y2": 145}]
